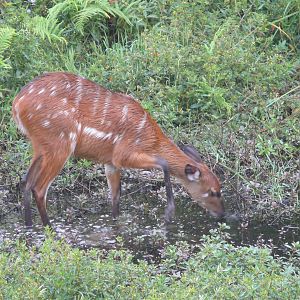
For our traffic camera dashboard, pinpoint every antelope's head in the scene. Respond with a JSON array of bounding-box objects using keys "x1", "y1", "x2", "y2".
[{"x1": 178, "y1": 144, "x2": 225, "y2": 218}]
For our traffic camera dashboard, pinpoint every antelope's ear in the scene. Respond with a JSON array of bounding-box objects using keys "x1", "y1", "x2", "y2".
[
  {"x1": 185, "y1": 164, "x2": 201, "y2": 182},
  {"x1": 178, "y1": 143, "x2": 202, "y2": 163}
]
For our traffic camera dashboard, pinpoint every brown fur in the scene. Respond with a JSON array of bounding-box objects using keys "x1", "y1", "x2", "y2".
[{"x1": 12, "y1": 72, "x2": 224, "y2": 226}]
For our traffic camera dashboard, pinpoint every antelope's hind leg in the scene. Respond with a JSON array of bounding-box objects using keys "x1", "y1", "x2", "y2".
[
  {"x1": 22, "y1": 155, "x2": 43, "y2": 227},
  {"x1": 23, "y1": 143, "x2": 71, "y2": 227}
]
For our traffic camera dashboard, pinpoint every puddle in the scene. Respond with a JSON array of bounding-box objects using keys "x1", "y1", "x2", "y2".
[{"x1": 1, "y1": 182, "x2": 299, "y2": 262}]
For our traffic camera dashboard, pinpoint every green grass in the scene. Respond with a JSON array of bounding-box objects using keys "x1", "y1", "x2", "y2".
[
  {"x1": 0, "y1": 1, "x2": 299, "y2": 222},
  {"x1": 0, "y1": 226, "x2": 299, "y2": 299}
]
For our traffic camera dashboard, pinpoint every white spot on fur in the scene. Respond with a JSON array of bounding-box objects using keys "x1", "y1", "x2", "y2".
[
  {"x1": 27, "y1": 113, "x2": 33, "y2": 120},
  {"x1": 38, "y1": 88, "x2": 45, "y2": 95},
  {"x1": 77, "y1": 122, "x2": 82, "y2": 133},
  {"x1": 62, "y1": 98, "x2": 67, "y2": 105},
  {"x1": 50, "y1": 90, "x2": 56, "y2": 96},
  {"x1": 36, "y1": 103, "x2": 42, "y2": 110},
  {"x1": 71, "y1": 107, "x2": 76, "y2": 113},
  {"x1": 28, "y1": 87, "x2": 35, "y2": 94},
  {"x1": 42, "y1": 120, "x2": 50, "y2": 127},
  {"x1": 59, "y1": 132, "x2": 65, "y2": 139},
  {"x1": 19, "y1": 95, "x2": 25, "y2": 101},
  {"x1": 137, "y1": 112, "x2": 147, "y2": 132}
]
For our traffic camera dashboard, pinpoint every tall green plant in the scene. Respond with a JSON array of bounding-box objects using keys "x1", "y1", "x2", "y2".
[{"x1": 0, "y1": 26, "x2": 16, "y2": 69}]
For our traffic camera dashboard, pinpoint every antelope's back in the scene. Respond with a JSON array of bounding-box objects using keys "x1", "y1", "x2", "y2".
[{"x1": 12, "y1": 72, "x2": 165, "y2": 162}]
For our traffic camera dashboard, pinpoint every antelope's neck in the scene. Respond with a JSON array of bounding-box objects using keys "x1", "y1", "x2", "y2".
[{"x1": 158, "y1": 139, "x2": 191, "y2": 179}]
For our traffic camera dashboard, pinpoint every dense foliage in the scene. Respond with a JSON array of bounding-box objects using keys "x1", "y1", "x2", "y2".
[
  {"x1": 1, "y1": 227, "x2": 300, "y2": 299},
  {"x1": 0, "y1": 0, "x2": 299, "y2": 220}
]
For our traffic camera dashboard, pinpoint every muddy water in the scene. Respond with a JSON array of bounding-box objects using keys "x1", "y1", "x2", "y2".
[{"x1": 1, "y1": 181, "x2": 299, "y2": 261}]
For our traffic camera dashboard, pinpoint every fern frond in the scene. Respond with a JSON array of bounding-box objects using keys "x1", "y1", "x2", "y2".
[
  {"x1": 29, "y1": 16, "x2": 66, "y2": 44},
  {"x1": 0, "y1": 27, "x2": 16, "y2": 55},
  {"x1": 0, "y1": 27, "x2": 16, "y2": 69},
  {"x1": 48, "y1": 0, "x2": 75, "y2": 20},
  {"x1": 75, "y1": 5, "x2": 111, "y2": 33},
  {"x1": 75, "y1": 1, "x2": 132, "y2": 34}
]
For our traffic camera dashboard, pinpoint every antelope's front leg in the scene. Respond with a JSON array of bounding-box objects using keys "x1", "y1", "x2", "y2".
[
  {"x1": 113, "y1": 153, "x2": 175, "y2": 222},
  {"x1": 105, "y1": 164, "x2": 121, "y2": 218}
]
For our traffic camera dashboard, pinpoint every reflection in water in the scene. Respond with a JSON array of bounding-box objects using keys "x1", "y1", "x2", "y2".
[{"x1": 0, "y1": 193, "x2": 299, "y2": 261}]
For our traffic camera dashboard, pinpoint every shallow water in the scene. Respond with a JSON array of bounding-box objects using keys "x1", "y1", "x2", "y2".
[{"x1": 1, "y1": 185, "x2": 299, "y2": 261}]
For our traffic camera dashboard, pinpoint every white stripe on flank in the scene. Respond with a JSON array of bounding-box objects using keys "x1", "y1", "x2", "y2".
[
  {"x1": 83, "y1": 127, "x2": 113, "y2": 141},
  {"x1": 92, "y1": 90, "x2": 100, "y2": 116},
  {"x1": 69, "y1": 132, "x2": 77, "y2": 152},
  {"x1": 75, "y1": 77, "x2": 83, "y2": 107},
  {"x1": 101, "y1": 92, "x2": 111, "y2": 124},
  {"x1": 137, "y1": 112, "x2": 147, "y2": 132},
  {"x1": 121, "y1": 105, "x2": 128, "y2": 124}
]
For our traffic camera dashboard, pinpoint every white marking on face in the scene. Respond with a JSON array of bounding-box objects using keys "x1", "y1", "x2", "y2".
[
  {"x1": 38, "y1": 88, "x2": 45, "y2": 95},
  {"x1": 36, "y1": 103, "x2": 42, "y2": 110},
  {"x1": 42, "y1": 120, "x2": 50, "y2": 127},
  {"x1": 201, "y1": 192, "x2": 210, "y2": 198},
  {"x1": 83, "y1": 126, "x2": 113, "y2": 141},
  {"x1": 137, "y1": 112, "x2": 147, "y2": 132},
  {"x1": 121, "y1": 105, "x2": 128, "y2": 124}
]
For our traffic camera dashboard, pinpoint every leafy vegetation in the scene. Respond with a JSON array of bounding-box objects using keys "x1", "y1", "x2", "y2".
[
  {"x1": 0, "y1": 0, "x2": 299, "y2": 222},
  {"x1": 0, "y1": 226, "x2": 299, "y2": 299}
]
